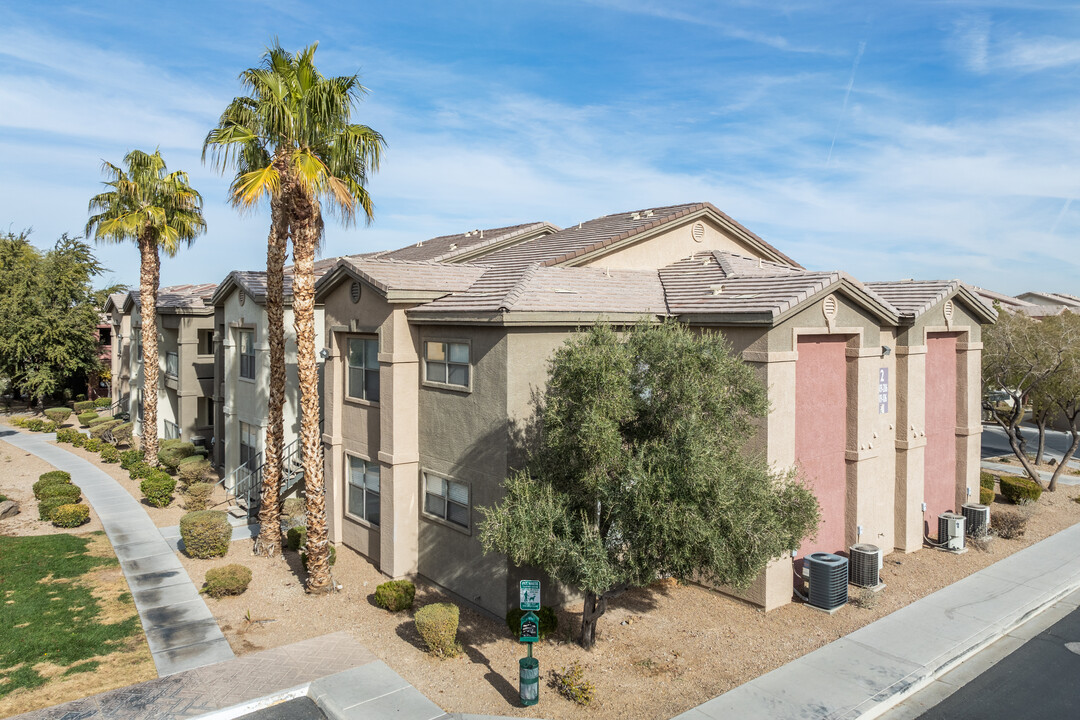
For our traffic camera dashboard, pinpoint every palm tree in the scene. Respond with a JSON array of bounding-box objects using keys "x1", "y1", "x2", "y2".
[
  {"x1": 86, "y1": 150, "x2": 206, "y2": 467},
  {"x1": 204, "y1": 43, "x2": 384, "y2": 584}
]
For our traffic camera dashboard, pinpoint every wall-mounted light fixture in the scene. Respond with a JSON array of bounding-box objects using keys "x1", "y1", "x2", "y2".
[
  {"x1": 881, "y1": 345, "x2": 892, "y2": 357},
  {"x1": 319, "y1": 348, "x2": 330, "y2": 360}
]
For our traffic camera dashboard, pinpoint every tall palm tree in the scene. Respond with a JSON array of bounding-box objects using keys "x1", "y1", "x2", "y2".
[
  {"x1": 86, "y1": 150, "x2": 206, "y2": 466},
  {"x1": 204, "y1": 43, "x2": 384, "y2": 585}
]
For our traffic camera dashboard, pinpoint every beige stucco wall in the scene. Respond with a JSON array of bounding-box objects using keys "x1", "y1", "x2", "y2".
[{"x1": 578, "y1": 216, "x2": 779, "y2": 271}]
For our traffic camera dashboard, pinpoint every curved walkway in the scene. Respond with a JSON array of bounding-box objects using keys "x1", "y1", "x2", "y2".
[{"x1": 0, "y1": 428, "x2": 234, "y2": 676}]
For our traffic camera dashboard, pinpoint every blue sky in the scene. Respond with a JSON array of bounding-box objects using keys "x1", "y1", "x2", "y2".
[{"x1": 1, "y1": 1, "x2": 1078, "y2": 295}]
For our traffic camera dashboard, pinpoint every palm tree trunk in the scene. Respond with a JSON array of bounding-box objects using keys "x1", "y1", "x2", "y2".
[
  {"x1": 291, "y1": 192, "x2": 331, "y2": 593},
  {"x1": 254, "y1": 202, "x2": 288, "y2": 558},
  {"x1": 138, "y1": 236, "x2": 161, "y2": 465}
]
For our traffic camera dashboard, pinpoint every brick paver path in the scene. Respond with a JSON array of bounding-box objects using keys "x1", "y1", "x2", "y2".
[
  {"x1": 0, "y1": 428, "x2": 233, "y2": 676},
  {"x1": 12, "y1": 632, "x2": 377, "y2": 720}
]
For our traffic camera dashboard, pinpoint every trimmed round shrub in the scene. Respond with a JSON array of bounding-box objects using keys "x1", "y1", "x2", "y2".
[
  {"x1": 506, "y1": 606, "x2": 558, "y2": 640},
  {"x1": 38, "y1": 483, "x2": 81, "y2": 505},
  {"x1": 414, "y1": 603, "x2": 461, "y2": 658},
  {"x1": 33, "y1": 471, "x2": 72, "y2": 498},
  {"x1": 120, "y1": 448, "x2": 143, "y2": 470},
  {"x1": 178, "y1": 456, "x2": 211, "y2": 485},
  {"x1": 1000, "y1": 475, "x2": 1043, "y2": 505},
  {"x1": 70, "y1": 432, "x2": 87, "y2": 448},
  {"x1": 374, "y1": 580, "x2": 416, "y2": 612},
  {"x1": 77, "y1": 411, "x2": 99, "y2": 427},
  {"x1": 38, "y1": 421, "x2": 57, "y2": 433},
  {"x1": 89, "y1": 419, "x2": 121, "y2": 440},
  {"x1": 87, "y1": 416, "x2": 114, "y2": 428},
  {"x1": 83, "y1": 437, "x2": 103, "y2": 453},
  {"x1": 110, "y1": 422, "x2": 134, "y2": 447},
  {"x1": 301, "y1": 543, "x2": 337, "y2": 569},
  {"x1": 129, "y1": 461, "x2": 154, "y2": 481},
  {"x1": 73, "y1": 400, "x2": 95, "y2": 413},
  {"x1": 99, "y1": 444, "x2": 121, "y2": 463},
  {"x1": 52, "y1": 503, "x2": 90, "y2": 528},
  {"x1": 158, "y1": 441, "x2": 196, "y2": 472},
  {"x1": 980, "y1": 485, "x2": 995, "y2": 505},
  {"x1": 39, "y1": 496, "x2": 73, "y2": 521},
  {"x1": 203, "y1": 564, "x2": 252, "y2": 598},
  {"x1": 179, "y1": 510, "x2": 231, "y2": 558},
  {"x1": 44, "y1": 407, "x2": 72, "y2": 425},
  {"x1": 55, "y1": 428, "x2": 79, "y2": 444},
  {"x1": 184, "y1": 482, "x2": 214, "y2": 511},
  {"x1": 286, "y1": 526, "x2": 307, "y2": 551},
  {"x1": 141, "y1": 474, "x2": 176, "y2": 508},
  {"x1": 24, "y1": 419, "x2": 47, "y2": 432},
  {"x1": 93, "y1": 397, "x2": 112, "y2": 409}
]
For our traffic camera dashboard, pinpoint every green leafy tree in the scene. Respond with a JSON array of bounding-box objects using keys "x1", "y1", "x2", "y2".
[
  {"x1": 480, "y1": 322, "x2": 820, "y2": 648},
  {"x1": 86, "y1": 150, "x2": 206, "y2": 467},
  {"x1": 0, "y1": 231, "x2": 113, "y2": 404},
  {"x1": 204, "y1": 42, "x2": 384, "y2": 582}
]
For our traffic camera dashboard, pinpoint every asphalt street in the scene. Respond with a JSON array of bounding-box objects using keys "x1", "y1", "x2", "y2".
[
  {"x1": 916, "y1": 602, "x2": 1080, "y2": 719},
  {"x1": 981, "y1": 423, "x2": 1080, "y2": 462}
]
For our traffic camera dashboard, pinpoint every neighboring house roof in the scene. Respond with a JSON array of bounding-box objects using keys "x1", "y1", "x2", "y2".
[
  {"x1": 970, "y1": 287, "x2": 1058, "y2": 317},
  {"x1": 866, "y1": 280, "x2": 997, "y2": 324},
  {"x1": 315, "y1": 257, "x2": 489, "y2": 302},
  {"x1": 103, "y1": 291, "x2": 127, "y2": 320},
  {"x1": 211, "y1": 257, "x2": 340, "y2": 306},
  {"x1": 1016, "y1": 291, "x2": 1080, "y2": 312},
  {"x1": 470, "y1": 203, "x2": 803, "y2": 270},
  {"x1": 372, "y1": 222, "x2": 559, "y2": 263},
  {"x1": 126, "y1": 283, "x2": 218, "y2": 313}
]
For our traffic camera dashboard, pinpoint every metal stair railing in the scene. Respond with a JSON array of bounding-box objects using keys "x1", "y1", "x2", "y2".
[{"x1": 215, "y1": 429, "x2": 314, "y2": 520}]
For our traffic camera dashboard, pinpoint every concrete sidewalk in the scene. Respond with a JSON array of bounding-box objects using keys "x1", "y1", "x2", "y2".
[
  {"x1": 980, "y1": 459, "x2": 1080, "y2": 486},
  {"x1": 0, "y1": 428, "x2": 234, "y2": 676},
  {"x1": 675, "y1": 521, "x2": 1080, "y2": 720}
]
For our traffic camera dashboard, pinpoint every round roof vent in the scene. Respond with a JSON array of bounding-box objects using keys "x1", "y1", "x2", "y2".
[
  {"x1": 238, "y1": 289, "x2": 246, "y2": 306},
  {"x1": 822, "y1": 294, "x2": 838, "y2": 320},
  {"x1": 350, "y1": 281, "x2": 362, "y2": 304},
  {"x1": 691, "y1": 221, "x2": 706, "y2": 243}
]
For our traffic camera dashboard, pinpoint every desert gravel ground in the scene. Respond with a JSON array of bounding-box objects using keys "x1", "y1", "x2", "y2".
[{"x1": 0, "y1": 437, "x2": 104, "y2": 536}]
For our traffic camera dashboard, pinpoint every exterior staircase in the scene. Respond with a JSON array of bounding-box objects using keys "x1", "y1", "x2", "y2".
[{"x1": 218, "y1": 434, "x2": 307, "y2": 523}]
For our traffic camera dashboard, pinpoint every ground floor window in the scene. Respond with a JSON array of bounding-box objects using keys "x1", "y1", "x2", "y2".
[
  {"x1": 346, "y1": 455, "x2": 380, "y2": 525},
  {"x1": 423, "y1": 473, "x2": 469, "y2": 529}
]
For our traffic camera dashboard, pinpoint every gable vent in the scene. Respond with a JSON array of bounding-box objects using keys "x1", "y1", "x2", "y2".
[
  {"x1": 692, "y1": 222, "x2": 706, "y2": 243},
  {"x1": 350, "y1": 281, "x2": 362, "y2": 304},
  {"x1": 944, "y1": 299, "x2": 955, "y2": 321},
  {"x1": 822, "y1": 294, "x2": 838, "y2": 320},
  {"x1": 238, "y1": 289, "x2": 246, "y2": 306}
]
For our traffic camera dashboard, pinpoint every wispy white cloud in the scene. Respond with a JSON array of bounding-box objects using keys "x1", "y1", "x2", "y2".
[{"x1": 951, "y1": 16, "x2": 1080, "y2": 74}]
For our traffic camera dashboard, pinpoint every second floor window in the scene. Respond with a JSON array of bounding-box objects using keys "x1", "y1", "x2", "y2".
[
  {"x1": 425, "y1": 341, "x2": 469, "y2": 388},
  {"x1": 239, "y1": 330, "x2": 255, "y2": 380},
  {"x1": 347, "y1": 455, "x2": 380, "y2": 525},
  {"x1": 165, "y1": 351, "x2": 178, "y2": 378},
  {"x1": 347, "y1": 338, "x2": 379, "y2": 402}
]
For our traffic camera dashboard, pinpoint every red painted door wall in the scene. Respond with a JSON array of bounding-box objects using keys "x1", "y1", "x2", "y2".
[
  {"x1": 795, "y1": 336, "x2": 849, "y2": 558},
  {"x1": 925, "y1": 333, "x2": 959, "y2": 532}
]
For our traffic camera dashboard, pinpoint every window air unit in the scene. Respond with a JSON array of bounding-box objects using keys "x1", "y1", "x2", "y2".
[
  {"x1": 961, "y1": 503, "x2": 990, "y2": 538},
  {"x1": 803, "y1": 552, "x2": 848, "y2": 612},
  {"x1": 848, "y1": 544, "x2": 882, "y2": 588},
  {"x1": 937, "y1": 512, "x2": 966, "y2": 552}
]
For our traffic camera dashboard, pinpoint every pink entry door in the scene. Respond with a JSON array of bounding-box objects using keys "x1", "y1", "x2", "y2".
[
  {"x1": 925, "y1": 333, "x2": 959, "y2": 533},
  {"x1": 795, "y1": 335, "x2": 849, "y2": 559}
]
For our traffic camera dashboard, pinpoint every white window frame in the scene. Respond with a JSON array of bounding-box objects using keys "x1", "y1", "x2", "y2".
[
  {"x1": 238, "y1": 329, "x2": 256, "y2": 381},
  {"x1": 423, "y1": 339, "x2": 471, "y2": 391},
  {"x1": 422, "y1": 471, "x2": 471, "y2": 533},
  {"x1": 344, "y1": 453, "x2": 381, "y2": 527},
  {"x1": 346, "y1": 336, "x2": 380, "y2": 404}
]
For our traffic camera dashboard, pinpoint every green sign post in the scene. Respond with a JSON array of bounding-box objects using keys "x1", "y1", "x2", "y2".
[{"x1": 518, "y1": 581, "x2": 541, "y2": 706}]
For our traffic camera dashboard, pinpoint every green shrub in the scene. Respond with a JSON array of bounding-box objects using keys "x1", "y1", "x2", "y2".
[
  {"x1": 55, "y1": 428, "x2": 79, "y2": 444},
  {"x1": 140, "y1": 475, "x2": 176, "y2": 508},
  {"x1": 506, "y1": 606, "x2": 559, "y2": 640},
  {"x1": 158, "y1": 442, "x2": 196, "y2": 472},
  {"x1": 120, "y1": 448, "x2": 143, "y2": 470},
  {"x1": 51, "y1": 503, "x2": 90, "y2": 528},
  {"x1": 994, "y1": 509, "x2": 1028, "y2": 539},
  {"x1": 184, "y1": 482, "x2": 215, "y2": 511},
  {"x1": 374, "y1": 580, "x2": 416, "y2": 612},
  {"x1": 40, "y1": 421, "x2": 56, "y2": 433},
  {"x1": 77, "y1": 411, "x2": 98, "y2": 427},
  {"x1": 980, "y1": 471, "x2": 996, "y2": 489},
  {"x1": 980, "y1": 485, "x2": 995, "y2": 505},
  {"x1": 179, "y1": 510, "x2": 231, "y2": 558},
  {"x1": 414, "y1": 603, "x2": 461, "y2": 658},
  {"x1": 75, "y1": 393, "x2": 86, "y2": 402},
  {"x1": 286, "y1": 526, "x2": 307, "y2": 551},
  {"x1": 110, "y1": 422, "x2": 133, "y2": 447},
  {"x1": 88, "y1": 419, "x2": 121, "y2": 440},
  {"x1": 70, "y1": 432, "x2": 87, "y2": 448},
  {"x1": 87, "y1": 416, "x2": 114, "y2": 428},
  {"x1": 129, "y1": 461, "x2": 154, "y2": 480},
  {"x1": 44, "y1": 407, "x2": 72, "y2": 425},
  {"x1": 99, "y1": 444, "x2": 121, "y2": 463},
  {"x1": 32, "y1": 471, "x2": 72, "y2": 498},
  {"x1": 38, "y1": 484, "x2": 81, "y2": 506},
  {"x1": 24, "y1": 419, "x2": 45, "y2": 432},
  {"x1": 73, "y1": 400, "x2": 95, "y2": 413},
  {"x1": 301, "y1": 543, "x2": 336, "y2": 569},
  {"x1": 202, "y1": 564, "x2": 252, "y2": 598},
  {"x1": 1000, "y1": 475, "x2": 1043, "y2": 505},
  {"x1": 177, "y1": 456, "x2": 211, "y2": 485},
  {"x1": 93, "y1": 397, "x2": 112, "y2": 409},
  {"x1": 39, "y1": 497, "x2": 73, "y2": 522},
  {"x1": 550, "y1": 661, "x2": 595, "y2": 706},
  {"x1": 9, "y1": 417, "x2": 27, "y2": 428},
  {"x1": 83, "y1": 437, "x2": 103, "y2": 453}
]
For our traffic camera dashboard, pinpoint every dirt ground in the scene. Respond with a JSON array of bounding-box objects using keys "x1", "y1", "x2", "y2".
[
  {"x1": 988, "y1": 454, "x2": 1080, "y2": 475},
  {"x1": 180, "y1": 487, "x2": 1080, "y2": 719},
  {"x1": 0, "y1": 438, "x2": 104, "y2": 536}
]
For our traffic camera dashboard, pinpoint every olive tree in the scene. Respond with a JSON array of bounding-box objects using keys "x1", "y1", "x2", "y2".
[{"x1": 479, "y1": 321, "x2": 819, "y2": 648}]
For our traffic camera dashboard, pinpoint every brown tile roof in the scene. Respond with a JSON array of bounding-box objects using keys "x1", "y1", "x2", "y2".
[
  {"x1": 865, "y1": 280, "x2": 960, "y2": 319},
  {"x1": 130, "y1": 283, "x2": 218, "y2": 311},
  {"x1": 373, "y1": 223, "x2": 556, "y2": 263},
  {"x1": 470, "y1": 203, "x2": 802, "y2": 270},
  {"x1": 333, "y1": 257, "x2": 488, "y2": 295}
]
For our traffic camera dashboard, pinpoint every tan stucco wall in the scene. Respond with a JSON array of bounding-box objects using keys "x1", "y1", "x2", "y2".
[{"x1": 578, "y1": 216, "x2": 777, "y2": 271}]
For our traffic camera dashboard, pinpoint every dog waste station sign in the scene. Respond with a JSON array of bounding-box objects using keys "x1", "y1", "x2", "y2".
[{"x1": 518, "y1": 580, "x2": 541, "y2": 707}]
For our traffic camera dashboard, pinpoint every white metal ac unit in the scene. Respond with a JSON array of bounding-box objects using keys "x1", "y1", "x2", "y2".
[
  {"x1": 849, "y1": 544, "x2": 882, "y2": 588},
  {"x1": 937, "y1": 512, "x2": 966, "y2": 552}
]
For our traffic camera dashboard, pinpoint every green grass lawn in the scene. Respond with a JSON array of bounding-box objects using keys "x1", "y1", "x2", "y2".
[{"x1": 0, "y1": 532, "x2": 145, "y2": 698}]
